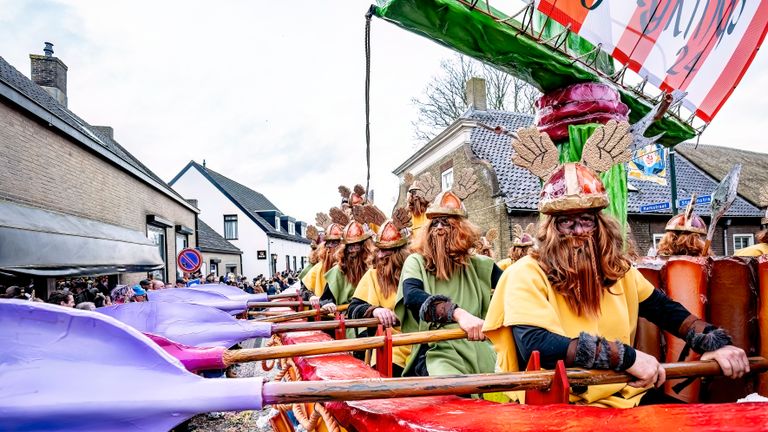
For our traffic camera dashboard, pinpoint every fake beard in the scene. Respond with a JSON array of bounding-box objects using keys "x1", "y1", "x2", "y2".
[
  {"x1": 429, "y1": 228, "x2": 462, "y2": 281},
  {"x1": 375, "y1": 251, "x2": 405, "y2": 298},
  {"x1": 342, "y1": 249, "x2": 368, "y2": 287},
  {"x1": 555, "y1": 234, "x2": 603, "y2": 317},
  {"x1": 322, "y1": 245, "x2": 338, "y2": 272},
  {"x1": 408, "y1": 195, "x2": 427, "y2": 217}
]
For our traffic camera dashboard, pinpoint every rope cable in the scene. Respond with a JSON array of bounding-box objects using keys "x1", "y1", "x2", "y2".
[{"x1": 364, "y1": 9, "x2": 372, "y2": 200}]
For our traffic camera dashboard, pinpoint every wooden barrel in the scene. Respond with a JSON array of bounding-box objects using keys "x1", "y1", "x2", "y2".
[
  {"x1": 636, "y1": 263, "x2": 664, "y2": 361},
  {"x1": 662, "y1": 256, "x2": 709, "y2": 403},
  {"x1": 704, "y1": 257, "x2": 758, "y2": 402},
  {"x1": 758, "y1": 256, "x2": 768, "y2": 396}
]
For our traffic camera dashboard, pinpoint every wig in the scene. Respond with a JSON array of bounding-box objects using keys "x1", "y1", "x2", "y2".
[
  {"x1": 375, "y1": 246, "x2": 411, "y2": 298},
  {"x1": 657, "y1": 231, "x2": 708, "y2": 257},
  {"x1": 507, "y1": 245, "x2": 532, "y2": 262},
  {"x1": 335, "y1": 238, "x2": 374, "y2": 287}
]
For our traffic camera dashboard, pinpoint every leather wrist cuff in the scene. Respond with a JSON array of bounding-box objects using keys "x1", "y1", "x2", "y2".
[
  {"x1": 573, "y1": 332, "x2": 627, "y2": 370},
  {"x1": 419, "y1": 294, "x2": 457, "y2": 323}
]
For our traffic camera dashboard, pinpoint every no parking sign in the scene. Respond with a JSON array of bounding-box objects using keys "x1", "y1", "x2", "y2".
[{"x1": 177, "y1": 248, "x2": 203, "y2": 273}]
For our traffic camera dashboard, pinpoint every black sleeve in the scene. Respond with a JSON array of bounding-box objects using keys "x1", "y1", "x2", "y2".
[
  {"x1": 490, "y1": 264, "x2": 503, "y2": 290},
  {"x1": 347, "y1": 297, "x2": 374, "y2": 319},
  {"x1": 403, "y1": 277, "x2": 429, "y2": 321},
  {"x1": 512, "y1": 325, "x2": 637, "y2": 370},
  {"x1": 638, "y1": 289, "x2": 692, "y2": 335},
  {"x1": 512, "y1": 325, "x2": 572, "y2": 370},
  {"x1": 299, "y1": 285, "x2": 313, "y2": 301},
  {"x1": 319, "y1": 283, "x2": 337, "y2": 306}
]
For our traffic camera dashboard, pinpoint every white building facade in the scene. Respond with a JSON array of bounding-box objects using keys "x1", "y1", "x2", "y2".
[{"x1": 170, "y1": 161, "x2": 310, "y2": 277}]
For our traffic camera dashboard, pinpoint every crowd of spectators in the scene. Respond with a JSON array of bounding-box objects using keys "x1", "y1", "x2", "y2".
[{"x1": 0, "y1": 268, "x2": 304, "y2": 310}]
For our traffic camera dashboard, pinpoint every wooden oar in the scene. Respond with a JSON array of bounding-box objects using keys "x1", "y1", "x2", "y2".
[
  {"x1": 272, "y1": 318, "x2": 382, "y2": 334},
  {"x1": 248, "y1": 300, "x2": 312, "y2": 309},
  {"x1": 704, "y1": 163, "x2": 741, "y2": 255},
  {"x1": 262, "y1": 356, "x2": 768, "y2": 404},
  {"x1": 221, "y1": 328, "x2": 466, "y2": 364},
  {"x1": 268, "y1": 292, "x2": 302, "y2": 300},
  {"x1": 254, "y1": 304, "x2": 350, "y2": 323}
]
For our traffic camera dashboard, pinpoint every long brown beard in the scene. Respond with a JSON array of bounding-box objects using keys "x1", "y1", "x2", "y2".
[
  {"x1": 337, "y1": 241, "x2": 372, "y2": 287},
  {"x1": 322, "y1": 244, "x2": 338, "y2": 272},
  {"x1": 532, "y1": 213, "x2": 630, "y2": 317},
  {"x1": 408, "y1": 195, "x2": 427, "y2": 217},
  {"x1": 375, "y1": 247, "x2": 410, "y2": 298},
  {"x1": 416, "y1": 217, "x2": 478, "y2": 281}
]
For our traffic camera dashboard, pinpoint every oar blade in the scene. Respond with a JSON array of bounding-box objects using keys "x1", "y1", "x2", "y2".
[
  {"x1": 187, "y1": 283, "x2": 268, "y2": 303},
  {"x1": 147, "y1": 288, "x2": 247, "y2": 314},
  {"x1": 98, "y1": 302, "x2": 272, "y2": 348}
]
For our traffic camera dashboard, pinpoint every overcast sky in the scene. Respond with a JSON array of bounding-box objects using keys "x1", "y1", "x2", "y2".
[{"x1": 1, "y1": 1, "x2": 767, "y2": 225}]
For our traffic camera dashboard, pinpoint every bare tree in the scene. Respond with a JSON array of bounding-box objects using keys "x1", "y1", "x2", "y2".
[{"x1": 412, "y1": 54, "x2": 539, "y2": 142}]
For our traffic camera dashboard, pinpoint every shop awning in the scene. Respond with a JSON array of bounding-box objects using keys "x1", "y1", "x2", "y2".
[{"x1": 0, "y1": 201, "x2": 164, "y2": 276}]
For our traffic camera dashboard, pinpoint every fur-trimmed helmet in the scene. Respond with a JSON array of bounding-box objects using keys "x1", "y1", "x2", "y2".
[
  {"x1": 665, "y1": 196, "x2": 707, "y2": 235},
  {"x1": 426, "y1": 191, "x2": 467, "y2": 219},
  {"x1": 375, "y1": 220, "x2": 408, "y2": 249},
  {"x1": 325, "y1": 223, "x2": 344, "y2": 241},
  {"x1": 342, "y1": 221, "x2": 372, "y2": 244},
  {"x1": 539, "y1": 162, "x2": 608, "y2": 215}
]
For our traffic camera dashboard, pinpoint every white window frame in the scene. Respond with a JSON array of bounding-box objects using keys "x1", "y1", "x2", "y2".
[
  {"x1": 652, "y1": 233, "x2": 665, "y2": 248},
  {"x1": 288, "y1": 224, "x2": 295, "y2": 235},
  {"x1": 441, "y1": 167, "x2": 454, "y2": 191},
  {"x1": 224, "y1": 215, "x2": 238, "y2": 240},
  {"x1": 734, "y1": 234, "x2": 754, "y2": 251},
  {"x1": 275, "y1": 216, "x2": 281, "y2": 231}
]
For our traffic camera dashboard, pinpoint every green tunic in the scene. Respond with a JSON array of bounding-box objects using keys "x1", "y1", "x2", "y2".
[
  {"x1": 395, "y1": 254, "x2": 497, "y2": 376},
  {"x1": 298, "y1": 263, "x2": 313, "y2": 281},
  {"x1": 324, "y1": 265, "x2": 361, "y2": 339}
]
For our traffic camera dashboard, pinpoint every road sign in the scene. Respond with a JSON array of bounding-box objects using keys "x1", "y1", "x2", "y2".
[
  {"x1": 677, "y1": 195, "x2": 712, "y2": 207},
  {"x1": 177, "y1": 248, "x2": 203, "y2": 273},
  {"x1": 640, "y1": 202, "x2": 671, "y2": 213}
]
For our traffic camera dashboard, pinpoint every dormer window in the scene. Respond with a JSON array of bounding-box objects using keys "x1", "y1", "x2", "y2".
[
  {"x1": 288, "y1": 224, "x2": 295, "y2": 235},
  {"x1": 275, "y1": 216, "x2": 280, "y2": 231}
]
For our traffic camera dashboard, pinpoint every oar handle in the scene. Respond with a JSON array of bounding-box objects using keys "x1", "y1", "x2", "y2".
[
  {"x1": 248, "y1": 301, "x2": 311, "y2": 308},
  {"x1": 272, "y1": 318, "x2": 383, "y2": 333},
  {"x1": 268, "y1": 293, "x2": 301, "y2": 300},
  {"x1": 222, "y1": 328, "x2": 466, "y2": 365},
  {"x1": 253, "y1": 304, "x2": 350, "y2": 323},
  {"x1": 262, "y1": 356, "x2": 768, "y2": 405}
]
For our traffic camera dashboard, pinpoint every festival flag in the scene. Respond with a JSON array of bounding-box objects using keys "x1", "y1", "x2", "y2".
[
  {"x1": 535, "y1": 0, "x2": 768, "y2": 122},
  {"x1": 627, "y1": 143, "x2": 668, "y2": 186}
]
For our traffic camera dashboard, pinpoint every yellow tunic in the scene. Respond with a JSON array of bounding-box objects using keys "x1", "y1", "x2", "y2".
[
  {"x1": 483, "y1": 256, "x2": 655, "y2": 408},
  {"x1": 734, "y1": 242, "x2": 768, "y2": 257},
  {"x1": 496, "y1": 258, "x2": 513, "y2": 271},
  {"x1": 352, "y1": 268, "x2": 412, "y2": 368},
  {"x1": 301, "y1": 263, "x2": 327, "y2": 297},
  {"x1": 411, "y1": 213, "x2": 428, "y2": 233}
]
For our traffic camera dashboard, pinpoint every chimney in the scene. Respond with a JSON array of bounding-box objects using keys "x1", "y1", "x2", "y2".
[
  {"x1": 92, "y1": 126, "x2": 114, "y2": 140},
  {"x1": 466, "y1": 77, "x2": 487, "y2": 111},
  {"x1": 30, "y1": 42, "x2": 68, "y2": 107}
]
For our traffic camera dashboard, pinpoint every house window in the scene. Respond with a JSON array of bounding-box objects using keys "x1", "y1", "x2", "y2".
[
  {"x1": 175, "y1": 233, "x2": 188, "y2": 277},
  {"x1": 652, "y1": 233, "x2": 665, "y2": 248},
  {"x1": 441, "y1": 168, "x2": 454, "y2": 191},
  {"x1": 275, "y1": 216, "x2": 281, "y2": 231},
  {"x1": 734, "y1": 234, "x2": 754, "y2": 251},
  {"x1": 224, "y1": 215, "x2": 238, "y2": 240},
  {"x1": 293, "y1": 256, "x2": 297, "y2": 271},
  {"x1": 285, "y1": 255, "x2": 290, "y2": 271},
  {"x1": 147, "y1": 225, "x2": 167, "y2": 282},
  {"x1": 226, "y1": 265, "x2": 237, "y2": 276},
  {"x1": 288, "y1": 224, "x2": 295, "y2": 235}
]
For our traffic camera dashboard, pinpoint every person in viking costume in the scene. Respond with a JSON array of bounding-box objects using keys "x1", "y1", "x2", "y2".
[
  {"x1": 657, "y1": 196, "x2": 709, "y2": 257},
  {"x1": 735, "y1": 187, "x2": 768, "y2": 256},
  {"x1": 497, "y1": 223, "x2": 536, "y2": 271},
  {"x1": 474, "y1": 228, "x2": 499, "y2": 259},
  {"x1": 298, "y1": 225, "x2": 321, "y2": 282},
  {"x1": 347, "y1": 206, "x2": 413, "y2": 376},
  {"x1": 395, "y1": 168, "x2": 501, "y2": 378},
  {"x1": 484, "y1": 122, "x2": 748, "y2": 408},
  {"x1": 317, "y1": 208, "x2": 375, "y2": 317},
  {"x1": 404, "y1": 171, "x2": 439, "y2": 234},
  {"x1": 301, "y1": 212, "x2": 344, "y2": 306}
]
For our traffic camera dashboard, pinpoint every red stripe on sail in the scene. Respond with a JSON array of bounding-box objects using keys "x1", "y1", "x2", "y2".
[
  {"x1": 695, "y1": 2, "x2": 768, "y2": 122},
  {"x1": 537, "y1": 0, "x2": 592, "y2": 34},
  {"x1": 660, "y1": 1, "x2": 737, "y2": 93},
  {"x1": 612, "y1": 1, "x2": 675, "y2": 72}
]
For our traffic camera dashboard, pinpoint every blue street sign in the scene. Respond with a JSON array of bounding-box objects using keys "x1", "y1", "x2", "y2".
[
  {"x1": 640, "y1": 202, "x2": 671, "y2": 213},
  {"x1": 677, "y1": 195, "x2": 712, "y2": 207}
]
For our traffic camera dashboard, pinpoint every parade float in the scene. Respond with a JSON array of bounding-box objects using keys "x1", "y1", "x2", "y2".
[{"x1": 4, "y1": 1, "x2": 768, "y2": 431}]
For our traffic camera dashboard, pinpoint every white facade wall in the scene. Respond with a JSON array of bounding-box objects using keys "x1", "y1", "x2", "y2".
[{"x1": 171, "y1": 166, "x2": 309, "y2": 277}]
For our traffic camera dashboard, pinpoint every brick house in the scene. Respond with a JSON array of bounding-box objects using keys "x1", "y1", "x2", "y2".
[
  {"x1": 170, "y1": 161, "x2": 310, "y2": 277},
  {"x1": 0, "y1": 44, "x2": 199, "y2": 295},
  {"x1": 393, "y1": 82, "x2": 764, "y2": 258}
]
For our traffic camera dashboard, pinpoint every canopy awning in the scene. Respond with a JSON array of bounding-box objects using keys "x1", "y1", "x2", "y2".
[{"x1": 0, "y1": 201, "x2": 164, "y2": 277}]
